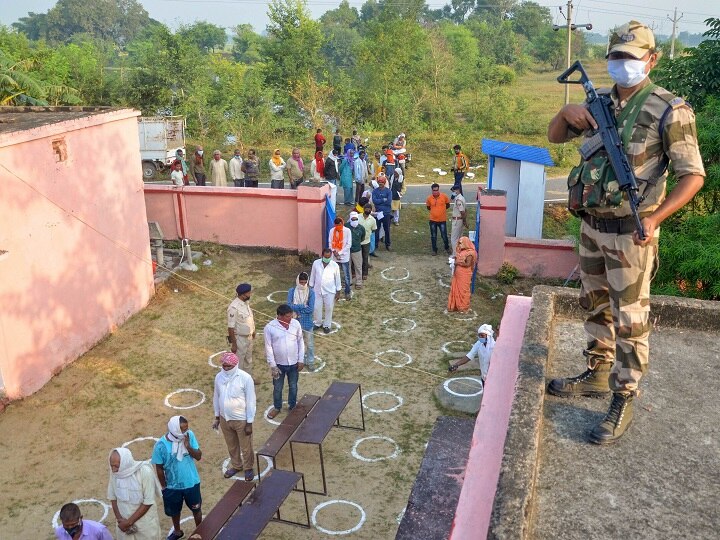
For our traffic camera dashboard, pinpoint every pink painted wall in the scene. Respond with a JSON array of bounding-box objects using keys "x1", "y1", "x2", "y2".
[
  {"x1": 476, "y1": 188, "x2": 578, "y2": 279},
  {"x1": 450, "y1": 295, "x2": 532, "y2": 540},
  {"x1": 0, "y1": 109, "x2": 154, "y2": 399},
  {"x1": 144, "y1": 183, "x2": 330, "y2": 255}
]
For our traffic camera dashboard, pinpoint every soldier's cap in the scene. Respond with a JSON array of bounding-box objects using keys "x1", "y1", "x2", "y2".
[
  {"x1": 607, "y1": 20, "x2": 655, "y2": 59},
  {"x1": 236, "y1": 283, "x2": 251, "y2": 295}
]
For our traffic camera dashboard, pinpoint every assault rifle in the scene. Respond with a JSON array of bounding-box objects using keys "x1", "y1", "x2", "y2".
[{"x1": 557, "y1": 60, "x2": 646, "y2": 240}]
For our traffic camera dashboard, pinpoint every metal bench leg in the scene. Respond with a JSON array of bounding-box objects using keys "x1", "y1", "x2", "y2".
[{"x1": 319, "y1": 443, "x2": 327, "y2": 496}]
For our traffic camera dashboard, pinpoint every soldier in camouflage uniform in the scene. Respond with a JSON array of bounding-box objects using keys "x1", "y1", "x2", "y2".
[{"x1": 546, "y1": 21, "x2": 705, "y2": 444}]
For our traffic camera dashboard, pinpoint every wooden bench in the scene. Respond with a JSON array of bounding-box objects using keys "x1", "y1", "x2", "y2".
[
  {"x1": 188, "y1": 481, "x2": 254, "y2": 540},
  {"x1": 256, "y1": 393, "x2": 320, "y2": 475},
  {"x1": 215, "y1": 469, "x2": 309, "y2": 540},
  {"x1": 289, "y1": 381, "x2": 365, "y2": 495}
]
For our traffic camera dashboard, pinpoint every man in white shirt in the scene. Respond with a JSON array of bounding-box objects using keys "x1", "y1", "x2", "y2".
[
  {"x1": 448, "y1": 324, "x2": 496, "y2": 383},
  {"x1": 212, "y1": 352, "x2": 256, "y2": 482},
  {"x1": 309, "y1": 248, "x2": 341, "y2": 333},
  {"x1": 229, "y1": 149, "x2": 244, "y2": 187},
  {"x1": 264, "y1": 304, "x2": 305, "y2": 419},
  {"x1": 328, "y1": 216, "x2": 353, "y2": 301}
]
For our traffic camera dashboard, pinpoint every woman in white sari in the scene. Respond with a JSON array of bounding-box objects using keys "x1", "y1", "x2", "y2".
[{"x1": 108, "y1": 447, "x2": 162, "y2": 540}]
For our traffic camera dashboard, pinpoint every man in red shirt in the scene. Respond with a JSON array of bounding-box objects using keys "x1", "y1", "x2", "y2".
[
  {"x1": 425, "y1": 183, "x2": 451, "y2": 256},
  {"x1": 314, "y1": 129, "x2": 326, "y2": 152}
]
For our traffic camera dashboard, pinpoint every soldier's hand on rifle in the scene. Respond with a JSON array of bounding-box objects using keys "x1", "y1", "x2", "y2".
[
  {"x1": 561, "y1": 104, "x2": 598, "y2": 132},
  {"x1": 633, "y1": 215, "x2": 657, "y2": 247}
]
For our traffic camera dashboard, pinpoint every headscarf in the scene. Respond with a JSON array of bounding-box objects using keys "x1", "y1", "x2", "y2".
[
  {"x1": 292, "y1": 272, "x2": 310, "y2": 305},
  {"x1": 345, "y1": 149, "x2": 356, "y2": 166},
  {"x1": 314, "y1": 151, "x2": 325, "y2": 178},
  {"x1": 167, "y1": 416, "x2": 189, "y2": 462},
  {"x1": 393, "y1": 169, "x2": 404, "y2": 185},
  {"x1": 271, "y1": 149, "x2": 283, "y2": 167},
  {"x1": 349, "y1": 211, "x2": 360, "y2": 228},
  {"x1": 477, "y1": 324, "x2": 494, "y2": 338},
  {"x1": 108, "y1": 447, "x2": 162, "y2": 503},
  {"x1": 218, "y1": 352, "x2": 239, "y2": 382},
  {"x1": 331, "y1": 218, "x2": 345, "y2": 251},
  {"x1": 457, "y1": 237, "x2": 478, "y2": 268}
]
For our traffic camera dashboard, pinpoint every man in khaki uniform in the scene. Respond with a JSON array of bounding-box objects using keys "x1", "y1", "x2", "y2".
[
  {"x1": 546, "y1": 21, "x2": 705, "y2": 444},
  {"x1": 227, "y1": 283, "x2": 257, "y2": 383},
  {"x1": 450, "y1": 184, "x2": 468, "y2": 255}
]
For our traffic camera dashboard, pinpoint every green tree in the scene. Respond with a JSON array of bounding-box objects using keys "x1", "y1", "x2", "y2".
[
  {"x1": 15, "y1": 0, "x2": 152, "y2": 44},
  {"x1": 319, "y1": 1, "x2": 361, "y2": 70},
  {"x1": 510, "y1": 1, "x2": 552, "y2": 42},
  {"x1": 178, "y1": 22, "x2": 228, "y2": 53},
  {"x1": 232, "y1": 24, "x2": 264, "y2": 64}
]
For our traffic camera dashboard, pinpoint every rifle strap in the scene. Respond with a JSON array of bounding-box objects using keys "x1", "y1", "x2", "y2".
[{"x1": 617, "y1": 83, "x2": 657, "y2": 151}]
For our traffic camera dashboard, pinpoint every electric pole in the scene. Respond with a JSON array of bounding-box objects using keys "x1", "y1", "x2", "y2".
[
  {"x1": 553, "y1": 1, "x2": 592, "y2": 105},
  {"x1": 667, "y1": 7, "x2": 683, "y2": 60}
]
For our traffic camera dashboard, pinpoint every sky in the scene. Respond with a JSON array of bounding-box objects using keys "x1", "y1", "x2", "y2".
[{"x1": 0, "y1": 0, "x2": 715, "y2": 37}]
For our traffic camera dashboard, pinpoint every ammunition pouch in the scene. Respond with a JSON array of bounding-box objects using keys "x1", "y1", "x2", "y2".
[{"x1": 567, "y1": 151, "x2": 623, "y2": 216}]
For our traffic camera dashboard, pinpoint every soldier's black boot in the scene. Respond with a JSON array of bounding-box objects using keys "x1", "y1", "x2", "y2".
[
  {"x1": 547, "y1": 363, "x2": 612, "y2": 398},
  {"x1": 588, "y1": 392, "x2": 634, "y2": 445}
]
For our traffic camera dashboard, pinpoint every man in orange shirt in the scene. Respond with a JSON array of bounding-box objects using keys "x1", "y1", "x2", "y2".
[
  {"x1": 314, "y1": 128, "x2": 326, "y2": 152},
  {"x1": 425, "y1": 183, "x2": 451, "y2": 256}
]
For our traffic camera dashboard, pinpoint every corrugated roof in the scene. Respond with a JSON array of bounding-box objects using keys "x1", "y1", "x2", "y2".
[{"x1": 481, "y1": 138, "x2": 555, "y2": 167}]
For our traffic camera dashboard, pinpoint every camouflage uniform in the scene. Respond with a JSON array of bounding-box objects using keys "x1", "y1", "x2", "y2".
[{"x1": 569, "y1": 83, "x2": 705, "y2": 393}]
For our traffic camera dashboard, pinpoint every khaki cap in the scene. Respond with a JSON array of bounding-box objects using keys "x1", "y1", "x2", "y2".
[{"x1": 607, "y1": 21, "x2": 655, "y2": 59}]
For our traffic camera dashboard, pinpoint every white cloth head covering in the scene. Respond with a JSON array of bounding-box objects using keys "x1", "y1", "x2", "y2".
[
  {"x1": 292, "y1": 272, "x2": 310, "y2": 306},
  {"x1": 167, "y1": 416, "x2": 189, "y2": 461},
  {"x1": 477, "y1": 324, "x2": 494, "y2": 337},
  {"x1": 109, "y1": 447, "x2": 163, "y2": 502}
]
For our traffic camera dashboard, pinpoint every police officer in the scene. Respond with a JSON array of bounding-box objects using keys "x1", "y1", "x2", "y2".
[
  {"x1": 227, "y1": 283, "x2": 257, "y2": 384},
  {"x1": 546, "y1": 21, "x2": 705, "y2": 444}
]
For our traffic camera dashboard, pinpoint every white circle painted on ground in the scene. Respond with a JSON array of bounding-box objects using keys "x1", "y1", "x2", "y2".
[
  {"x1": 374, "y1": 350, "x2": 413, "y2": 368},
  {"x1": 444, "y1": 308, "x2": 477, "y2": 321},
  {"x1": 380, "y1": 266, "x2": 410, "y2": 281},
  {"x1": 52, "y1": 499, "x2": 110, "y2": 529},
  {"x1": 438, "y1": 277, "x2": 451, "y2": 288},
  {"x1": 222, "y1": 455, "x2": 272, "y2": 482},
  {"x1": 444, "y1": 376, "x2": 484, "y2": 397},
  {"x1": 121, "y1": 436, "x2": 159, "y2": 449},
  {"x1": 311, "y1": 500, "x2": 367, "y2": 535},
  {"x1": 351, "y1": 435, "x2": 400, "y2": 462},
  {"x1": 390, "y1": 289, "x2": 422, "y2": 304},
  {"x1": 362, "y1": 391, "x2": 404, "y2": 413},
  {"x1": 208, "y1": 350, "x2": 229, "y2": 369},
  {"x1": 320, "y1": 321, "x2": 341, "y2": 335},
  {"x1": 266, "y1": 290, "x2": 287, "y2": 303},
  {"x1": 300, "y1": 355, "x2": 326, "y2": 374},
  {"x1": 167, "y1": 515, "x2": 203, "y2": 537},
  {"x1": 441, "y1": 341, "x2": 469, "y2": 354},
  {"x1": 164, "y1": 389, "x2": 206, "y2": 410},
  {"x1": 263, "y1": 401, "x2": 289, "y2": 426},
  {"x1": 382, "y1": 317, "x2": 416, "y2": 333}
]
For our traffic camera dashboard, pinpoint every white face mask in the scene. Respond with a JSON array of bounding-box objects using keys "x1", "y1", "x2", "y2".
[
  {"x1": 607, "y1": 59, "x2": 648, "y2": 88},
  {"x1": 350, "y1": 220, "x2": 359, "y2": 228}
]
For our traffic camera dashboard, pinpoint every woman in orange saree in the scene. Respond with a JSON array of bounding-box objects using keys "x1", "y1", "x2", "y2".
[{"x1": 448, "y1": 236, "x2": 477, "y2": 312}]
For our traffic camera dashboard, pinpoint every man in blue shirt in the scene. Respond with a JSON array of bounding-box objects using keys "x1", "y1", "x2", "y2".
[
  {"x1": 152, "y1": 415, "x2": 203, "y2": 540},
  {"x1": 287, "y1": 272, "x2": 316, "y2": 371}
]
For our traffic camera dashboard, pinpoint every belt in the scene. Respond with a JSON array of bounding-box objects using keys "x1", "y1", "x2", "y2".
[{"x1": 582, "y1": 214, "x2": 637, "y2": 235}]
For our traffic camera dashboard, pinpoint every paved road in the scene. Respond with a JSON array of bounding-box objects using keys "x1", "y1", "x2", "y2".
[{"x1": 400, "y1": 176, "x2": 567, "y2": 204}]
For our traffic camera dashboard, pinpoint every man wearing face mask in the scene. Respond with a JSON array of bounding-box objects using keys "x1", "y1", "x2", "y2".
[
  {"x1": 309, "y1": 248, "x2": 342, "y2": 333},
  {"x1": 229, "y1": 148, "x2": 244, "y2": 187},
  {"x1": 213, "y1": 352, "x2": 256, "y2": 481},
  {"x1": 358, "y1": 203, "x2": 377, "y2": 280},
  {"x1": 547, "y1": 21, "x2": 705, "y2": 445},
  {"x1": 227, "y1": 283, "x2": 257, "y2": 384},
  {"x1": 450, "y1": 184, "x2": 468, "y2": 255},
  {"x1": 448, "y1": 324, "x2": 496, "y2": 384},
  {"x1": 55, "y1": 502, "x2": 112, "y2": 540},
  {"x1": 348, "y1": 211, "x2": 366, "y2": 290}
]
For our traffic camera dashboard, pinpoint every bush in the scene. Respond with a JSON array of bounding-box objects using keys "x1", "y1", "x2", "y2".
[
  {"x1": 496, "y1": 262, "x2": 519, "y2": 284},
  {"x1": 298, "y1": 249, "x2": 317, "y2": 266}
]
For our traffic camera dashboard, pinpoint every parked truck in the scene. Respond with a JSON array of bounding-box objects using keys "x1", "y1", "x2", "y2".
[{"x1": 138, "y1": 116, "x2": 186, "y2": 179}]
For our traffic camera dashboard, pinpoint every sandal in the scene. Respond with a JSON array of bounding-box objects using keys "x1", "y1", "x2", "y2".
[
  {"x1": 224, "y1": 468, "x2": 239, "y2": 479},
  {"x1": 167, "y1": 530, "x2": 184, "y2": 540},
  {"x1": 267, "y1": 408, "x2": 280, "y2": 419},
  {"x1": 448, "y1": 365, "x2": 459, "y2": 373},
  {"x1": 244, "y1": 469, "x2": 255, "y2": 482}
]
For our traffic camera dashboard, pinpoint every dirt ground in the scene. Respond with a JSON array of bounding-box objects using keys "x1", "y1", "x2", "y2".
[{"x1": 0, "y1": 214, "x2": 560, "y2": 539}]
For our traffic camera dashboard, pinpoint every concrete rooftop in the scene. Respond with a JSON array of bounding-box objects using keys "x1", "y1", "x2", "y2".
[
  {"x1": 491, "y1": 287, "x2": 720, "y2": 540},
  {"x1": 0, "y1": 106, "x2": 122, "y2": 134}
]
